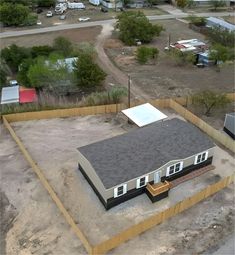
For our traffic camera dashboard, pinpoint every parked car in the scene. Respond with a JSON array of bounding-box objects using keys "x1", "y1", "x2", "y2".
[
  {"x1": 9, "y1": 80, "x2": 18, "y2": 86},
  {"x1": 78, "y1": 17, "x2": 90, "y2": 22},
  {"x1": 37, "y1": 20, "x2": 42, "y2": 25},
  {"x1": 59, "y1": 14, "x2": 66, "y2": 20},
  {"x1": 46, "y1": 11, "x2": 53, "y2": 17},
  {"x1": 36, "y1": 8, "x2": 43, "y2": 14}
]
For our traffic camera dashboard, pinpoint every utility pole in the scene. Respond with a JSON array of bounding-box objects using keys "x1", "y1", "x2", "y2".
[{"x1": 128, "y1": 74, "x2": 131, "y2": 108}]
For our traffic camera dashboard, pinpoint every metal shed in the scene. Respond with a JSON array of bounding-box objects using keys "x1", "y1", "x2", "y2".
[
  {"x1": 1, "y1": 86, "x2": 19, "y2": 105},
  {"x1": 224, "y1": 113, "x2": 235, "y2": 139},
  {"x1": 206, "y1": 17, "x2": 235, "y2": 32}
]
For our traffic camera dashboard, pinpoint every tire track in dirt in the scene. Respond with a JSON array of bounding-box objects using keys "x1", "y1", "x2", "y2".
[{"x1": 95, "y1": 24, "x2": 150, "y2": 101}]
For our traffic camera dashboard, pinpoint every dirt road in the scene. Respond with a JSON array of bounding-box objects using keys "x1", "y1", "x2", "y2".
[{"x1": 95, "y1": 24, "x2": 150, "y2": 100}]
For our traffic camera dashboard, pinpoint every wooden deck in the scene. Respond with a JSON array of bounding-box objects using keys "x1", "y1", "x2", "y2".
[
  {"x1": 146, "y1": 165, "x2": 215, "y2": 197},
  {"x1": 146, "y1": 181, "x2": 171, "y2": 196}
]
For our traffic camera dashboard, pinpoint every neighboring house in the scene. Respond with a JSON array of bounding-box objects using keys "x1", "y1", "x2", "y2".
[
  {"x1": 101, "y1": 0, "x2": 123, "y2": 9},
  {"x1": 206, "y1": 17, "x2": 235, "y2": 32},
  {"x1": 78, "y1": 118, "x2": 215, "y2": 210},
  {"x1": 192, "y1": 0, "x2": 230, "y2": 6},
  {"x1": 223, "y1": 113, "x2": 235, "y2": 139}
]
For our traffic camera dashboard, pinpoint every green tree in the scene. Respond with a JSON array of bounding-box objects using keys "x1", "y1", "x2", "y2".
[
  {"x1": 37, "y1": 0, "x2": 55, "y2": 7},
  {"x1": 168, "y1": 49, "x2": 196, "y2": 66},
  {"x1": 116, "y1": 11, "x2": 163, "y2": 45},
  {"x1": 188, "y1": 15, "x2": 206, "y2": 26},
  {"x1": 1, "y1": 44, "x2": 31, "y2": 71},
  {"x1": 211, "y1": 0, "x2": 226, "y2": 10},
  {"x1": 0, "y1": 3, "x2": 30, "y2": 26},
  {"x1": 137, "y1": 46, "x2": 159, "y2": 64},
  {"x1": 53, "y1": 36, "x2": 73, "y2": 57},
  {"x1": 73, "y1": 52, "x2": 106, "y2": 88},
  {"x1": 27, "y1": 55, "x2": 72, "y2": 89},
  {"x1": 177, "y1": 0, "x2": 188, "y2": 8},
  {"x1": 146, "y1": 0, "x2": 158, "y2": 7},
  {"x1": 207, "y1": 27, "x2": 234, "y2": 47},
  {"x1": 192, "y1": 90, "x2": 231, "y2": 116},
  {"x1": 17, "y1": 58, "x2": 34, "y2": 86},
  {"x1": 31, "y1": 45, "x2": 54, "y2": 58},
  {"x1": 209, "y1": 44, "x2": 234, "y2": 65},
  {"x1": 187, "y1": 0, "x2": 196, "y2": 8}
]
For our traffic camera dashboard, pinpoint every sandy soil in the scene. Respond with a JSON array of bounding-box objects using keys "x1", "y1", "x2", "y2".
[
  {"x1": 0, "y1": 127, "x2": 86, "y2": 255},
  {"x1": 3, "y1": 113, "x2": 233, "y2": 253},
  {"x1": 105, "y1": 19, "x2": 235, "y2": 99}
]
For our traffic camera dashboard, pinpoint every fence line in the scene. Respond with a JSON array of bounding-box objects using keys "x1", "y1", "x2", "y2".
[
  {"x1": 169, "y1": 99, "x2": 235, "y2": 153},
  {"x1": 3, "y1": 93, "x2": 234, "y2": 123},
  {"x1": 91, "y1": 175, "x2": 234, "y2": 255},
  {"x1": 2, "y1": 116, "x2": 93, "y2": 254}
]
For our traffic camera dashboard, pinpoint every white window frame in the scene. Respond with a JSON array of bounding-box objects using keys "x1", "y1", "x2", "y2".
[
  {"x1": 166, "y1": 162, "x2": 183, "y2": 177},
  {"x1": 114, "y1": 183, "x2": 127, "y2": 198},
  {"x1": 194, "y1": 151, "x2": 208, "y2": 165},
  {"x1": 136, "y1": 175, "x2": 149, "y2": 189}
]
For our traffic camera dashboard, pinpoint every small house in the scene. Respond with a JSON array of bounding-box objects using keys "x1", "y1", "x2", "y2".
[
  {"x1": 223, "y1": 113, "x2": 235, "y2": 139},
  {"x1": 78, "y1": 118, "x2": 215, "y2": 209}
]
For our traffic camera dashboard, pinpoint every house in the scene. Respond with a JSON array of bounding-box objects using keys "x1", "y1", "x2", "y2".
[
  {"x1": 101, "y1": 0, "x2": 123, "y2": 9},
  {"x1": 191, "y1": 0, "x2": 230, "y2": 6},
  {"x1": 206, "y1": 17, "x2": 235, "y2": 32},
  {"x1": 78, "y1": 118, "x2": 215, "y2": 209},
  {"x1": 223, "y1": 113, "x2": 235, "y2": 139},
  {"x1": 45, "y1": 57, "x2": 78, "y2": 72}
]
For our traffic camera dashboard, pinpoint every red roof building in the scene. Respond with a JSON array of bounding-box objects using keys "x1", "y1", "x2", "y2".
[{"x1": 19, "y1": 87, "x2": 37, "y2": 104}]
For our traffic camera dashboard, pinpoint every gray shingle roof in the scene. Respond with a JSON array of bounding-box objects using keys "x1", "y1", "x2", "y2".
[{"x1": 78, "y1": 118, "x2": 215, "y2": 189}]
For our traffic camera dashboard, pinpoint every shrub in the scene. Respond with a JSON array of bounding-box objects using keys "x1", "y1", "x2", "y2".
[
  {"x1": 137, "y1": 46, "x2": 159, "y2": 64},
  {"x1": 0, "y1": 3, "x2": 30, "y2": 26},
  {"x1": 116, "y1": 11, "x2": 163, "y2": 45}
]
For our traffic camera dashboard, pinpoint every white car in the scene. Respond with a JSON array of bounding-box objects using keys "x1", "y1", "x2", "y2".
[
  {"x1": 78, "y1": 17, "x2": 90, "y2": 22},
  {"x1": 37, "y1": 20, "x2": 42, "y2": 25},
  {"x1": 46, "y1": 11, "x2": 53, "y2": 17}
]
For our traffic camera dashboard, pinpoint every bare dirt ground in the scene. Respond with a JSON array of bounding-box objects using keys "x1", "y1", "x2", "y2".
[
  {"x1": 95, "y1": 24, "x2": 150, "y2": 100},
  {"x1": 105, "y1": 19, "x2": 235, "y2": 99},
  {"x1": 0, "y1": 127, "x2": 86, "y2": 255},
  {"x1": 187, "y1": 101, "x2": 235, "y2": 131},
  {"x1": 0, "y1": 112, "x2": 233, "y2": 255},
  {"x1": 0, "y1": 26, "x2": 101, "y2": 49}
]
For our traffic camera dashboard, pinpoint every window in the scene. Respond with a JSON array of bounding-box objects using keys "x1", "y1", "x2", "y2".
[
  {"x1": 136, "y1": 175, "x2": 149, "y2": 188},
  {"x1": 194, "y1": 151, "x2": 208, "y2": 165},
  {"x1": 114, "y1": 184, "x2": 127, "y2": 198},
  {"x1": 166, "y1": 162, "x2": 183, "y2": 177}
]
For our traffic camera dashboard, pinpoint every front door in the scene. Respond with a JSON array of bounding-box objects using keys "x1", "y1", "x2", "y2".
[{"x1": 154, "y1": 171, "x2": 161, "y2": 184}]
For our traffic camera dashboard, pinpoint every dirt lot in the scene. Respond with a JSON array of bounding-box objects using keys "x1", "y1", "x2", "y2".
[
  {"x1": 0, "y1": 26, "x2": 101, "y2": 49},
  {"x1": 1, "y1": 111, "x2": 234, "y2": 254},
  {"x1": 105, "y1": 19, "x2": 235, "y2": 99},
  {"x1": 187, "y1": 101, "x2": 235, "y2": 131}
]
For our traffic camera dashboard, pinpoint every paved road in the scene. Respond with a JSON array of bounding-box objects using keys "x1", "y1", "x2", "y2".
[{"x1": 0, "y1": 12, "x2": 234, "y2": 38}]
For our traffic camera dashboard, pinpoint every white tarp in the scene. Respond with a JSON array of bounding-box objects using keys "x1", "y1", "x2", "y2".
[
  {"x1": 122, "y1": 103, "x2": 167, "y2": 127},
  {"x1": 1, "y1": 86, "x2": 19, "y2": 104}
]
